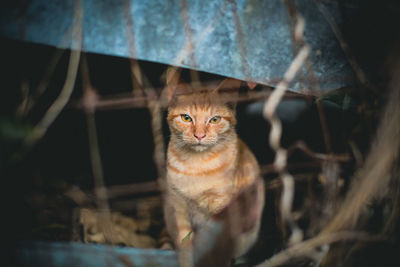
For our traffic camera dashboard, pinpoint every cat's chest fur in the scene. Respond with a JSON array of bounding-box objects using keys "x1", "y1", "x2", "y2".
[{"x1": 166, "y1": 139, "x2": 239, "y2": 213}]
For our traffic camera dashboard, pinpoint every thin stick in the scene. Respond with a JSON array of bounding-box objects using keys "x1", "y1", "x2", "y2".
[
  {"x1": 122, "y1": 0, "x2": 145, "y2": 97},
  {"x1": 316, "y1": 98, "x2": 332, "y2": 153},
  {"x1": 127, "y1": 60, "x2": 167, "y2": 186},
  {"x1": 314, "y1": 0, "x2": 372, "y2": 89},
  {"x1": 81, "y1": 53, "x2": 115, "y2": 244},
  {"x1": 230, "y1": 0, "x2": 252, "y2": 81},
  {"x1": 287, "y1": 141, "x2": 350, "y2": 162},
  {"x1": 256, "y1": 231, "x2": 378, "y2": 267},
  {"x1": 322, "y1": 66, "x2": 400, "y2": 234},
  {"x1": 179, "y1": 0, "x2": 200, "y2": 86},
  {"x1": 26, "y1": 0, "x2": 82, "y2": 145},
  {"x1": 72, "y1": 86, "x2": 304, "y2": 111},
  {"x1": 86, "y1": 112, "x2": 115, "y2": 243}
]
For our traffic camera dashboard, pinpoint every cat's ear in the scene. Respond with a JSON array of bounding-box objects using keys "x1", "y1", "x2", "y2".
[
  {"x1": 164, "y1": 67, "x2": 191, "y2": 103},
  {"x1": 165, "y1": 67, "x2": 181, "y2": 102},
  {"x1": 212, "y1": 78, "x2": 258, "y2": 92},
  {"x1": 212, "y1": 78, "x2": 242, "y2": 93},
  {"x1": 212, "y1": 78, "x2": 241, "y2": 110}
]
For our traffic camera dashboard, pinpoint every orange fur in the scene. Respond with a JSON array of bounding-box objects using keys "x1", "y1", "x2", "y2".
[{"x1": 163, "y1": 73, "x2": 264, "y2": 260}]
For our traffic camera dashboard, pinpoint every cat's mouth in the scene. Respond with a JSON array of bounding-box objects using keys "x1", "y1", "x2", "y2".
[
  {"x1": 191, "y1": 142, "x2": 210, "y2": 151},
  {"x1": 182, "y1": 138, "x2": 216, "y2": 151},
  {"x1": 194, "y1": 142, "x2": 207, "y2": 147},
  {"x1": 195, "y1": 139, "x2": 213, "y2": 146}
]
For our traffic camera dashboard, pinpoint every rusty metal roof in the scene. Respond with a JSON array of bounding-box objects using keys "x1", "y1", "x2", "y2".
[{"x1": 0, "y1": 0, "x2": 358, "y2": 92}]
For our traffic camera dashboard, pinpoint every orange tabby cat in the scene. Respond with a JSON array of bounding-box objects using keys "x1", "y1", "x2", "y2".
[{"x1": 163, "y1": 69, "x2": 265, "y2": 263}]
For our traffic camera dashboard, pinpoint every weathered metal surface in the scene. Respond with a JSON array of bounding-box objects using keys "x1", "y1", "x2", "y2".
[
  {"x1": 16, "y1": 241, "x2": 178, "y2": 267},
  {"x1": 0, "y1": 0, "x2": 357, "y2": 92}
]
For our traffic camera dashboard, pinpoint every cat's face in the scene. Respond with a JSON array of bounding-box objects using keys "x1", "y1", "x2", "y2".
[{"x1": 167, "y1": 92, "x2": 236, "y2": 152}]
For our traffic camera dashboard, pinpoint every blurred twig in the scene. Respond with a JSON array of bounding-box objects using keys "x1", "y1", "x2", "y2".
[
  {"x1": 321, "y1": 63, "x2": 400, "y2": 234},
  {"x1": 261, "y1": 162, "x2": 321, "y2": 176},
  {"x1": 230, "y1": 0, "x2": 252, "y2": 82},
  {"x1": 24, "y1": 49, "x2": 65, "y2": 114},
  {"x1": 256, "y1": 231, "x2": 379, "y2": 267},
  {"x1": 314, "y1": 0, "x2": 374, "y2": 91},
  {"x1": 104, "y1": 181, "x2": 159, "y2": 199},
  {"x1": 122, "y1": 0, "x2": 145, "y2": 98},
  {"x1": 316, "y1": 98, "x2": 332, "y2": 153},
  {"x1": 81, "y1": 54, "x2": 115, "y2": 244},
  {"x1": 348, "y1": 140, "x2": 363, "y2": 168},
  {"x1": 179, "y1": 0, "x2": 200, "y2": 86},
  {"x1": 123, "y1": 1, "x2": 167, "y2": 185},
  {"x1": 127, "y1": 60, "x2": 167, "y2": 185},
  {"x1": 26, "y1": 0, "x2": 82, "y2": 145},
  {"x1": 286, "y1": 0, "x2": 333, "y2": 153},
  {"x1": 170, "y1": 0, "x2": 228, "y2": 70},
  {"x1": 64, "y1": 181, "x2": 159, "y2": 207},
  {"x1": 72, "y1": 85, "x2": 304, "y2": 111},
  {"x1": 287, "y1": 141, "x2": 350, "y2": 162}
]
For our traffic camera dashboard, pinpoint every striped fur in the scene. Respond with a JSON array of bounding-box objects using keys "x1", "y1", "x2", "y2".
[{"x1": 164, "y1": 84, "x2": 265, "y2": 259}]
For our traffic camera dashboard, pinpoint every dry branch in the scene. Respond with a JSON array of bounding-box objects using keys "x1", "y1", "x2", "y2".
[
  {"x1": 72, "y1": 85, "x2": 304, "y2": 112},
  {"x1": 26, "y1": 0, "x2": 82, "y2": 145},
  {"x1": 314, "y1": 0, "x2": 372, "y2": 90},
  {"x1": 256, "y1": 231, "x2": 379, "y2": 267},
  {"x1": 81, "y1": 55, "x2": 115, "y2": 244}
]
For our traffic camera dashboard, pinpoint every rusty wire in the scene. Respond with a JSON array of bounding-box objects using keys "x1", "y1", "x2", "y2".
[{"x1": 263, "y1": 30, "x2": 310, "y2": 250}]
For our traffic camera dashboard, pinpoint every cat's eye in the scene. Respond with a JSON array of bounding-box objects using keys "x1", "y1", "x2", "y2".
[
  {"x1": 209, "y1": 116, "x2": 221, "y2": 124},
  {"x1": 181, "y1": 114, "x2": 192, "y2": 122}
]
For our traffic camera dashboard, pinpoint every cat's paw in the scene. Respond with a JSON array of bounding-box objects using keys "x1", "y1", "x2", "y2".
[{"x1": 159, "y1": 242, "x2": 174, "y2": 250}]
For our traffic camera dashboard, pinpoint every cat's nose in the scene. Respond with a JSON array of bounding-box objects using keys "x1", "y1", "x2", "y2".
[{"x1": 194, "y1": 133, "x2": 206, "y2": 141}]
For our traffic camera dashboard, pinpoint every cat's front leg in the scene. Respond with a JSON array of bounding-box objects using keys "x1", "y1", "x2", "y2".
[
  {"x1": 175, "y1": 208, "x2": 194, "y2": 250},
  {"x1": 164, "y1": 192, "x2": 194, "y2": 250}
]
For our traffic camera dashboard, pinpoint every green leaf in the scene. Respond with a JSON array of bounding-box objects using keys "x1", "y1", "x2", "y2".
[{"x1": 181, "y1": 231, "x2": 193, "y2": 243}]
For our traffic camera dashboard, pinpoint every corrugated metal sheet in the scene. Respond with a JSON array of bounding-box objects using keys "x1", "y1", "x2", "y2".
[
  {"x1": 0, "y1": 0, "x2": 358, "y2": 92},
  {"x1": 16, "y1": 241, "x2": 178, "y2": 266}
]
